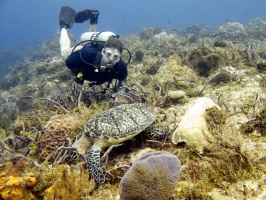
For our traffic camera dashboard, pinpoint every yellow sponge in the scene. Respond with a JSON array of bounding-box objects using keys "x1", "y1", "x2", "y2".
[{"x1": 23, "y1": 173, "x2": 37, "y2": 187}]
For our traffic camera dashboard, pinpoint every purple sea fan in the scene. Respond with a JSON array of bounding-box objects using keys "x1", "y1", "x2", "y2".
[{"x1": 120, "y1": 151, "x2": 181, "y2": 200}]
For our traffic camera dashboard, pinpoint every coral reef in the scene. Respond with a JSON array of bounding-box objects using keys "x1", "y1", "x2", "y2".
[
  {"x1": 15, "y1": 96, "x2": 34, "y2": 112},
  {"x1": 0, "y1": 163, "x2": 38, "y2": 200},
  {"x1": 216, "y1": 22, "x2": 247, "y2": 40},
  {"x1": 199, "y1": 70, "x2": 231, "y2": 94},
  {"x1": 240, "y1": 108, "x2": 266, "y2": 136},
  {"x1": 246, "y1": 18, "x2": 266, "y2": 40},
  {"x1": 1, "y1": 18, "x2": 266, "y2": 199},
  {"x1": 256, "y1": 61, "x2": 266, "y2": 72},
  {"x1": 0, "y1": 155, "x2": 93, "y2": 200},
  {"x1": 196, "y1": 53, "x2": 222, "y2": 76},
  {"x1": 120, "y1": 151, "x2": 181, "y2": 200},
  {"x1": 153, "y1": 31, "x2": 178, "y2": 47},
  {"x1": 134, "y1": 50, "x2": 145, "y2": 62},
  {"x1": 42, "y1": 165, "x2": 93, "y2": 200},
  {"x1": 139, "y1": 27, "x2": 163, "y2": 40},
  {"x1": 213, "y1": 40, "x2": 228, "y2": 48},
  {"x1": 0, "y1": 95, "x2": 18, "y2": 134}
]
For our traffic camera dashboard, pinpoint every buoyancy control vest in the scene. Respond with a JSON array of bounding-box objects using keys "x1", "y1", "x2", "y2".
[{"x1": 70, "y1": 31, "x2": 131, "y2": 86}]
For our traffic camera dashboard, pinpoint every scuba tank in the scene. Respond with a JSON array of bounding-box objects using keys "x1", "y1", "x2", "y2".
[{"x1": 80, "y1": 31, "x2": 116, "y2": 43}]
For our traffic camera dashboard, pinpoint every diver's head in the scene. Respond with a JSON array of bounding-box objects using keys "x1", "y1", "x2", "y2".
[{"x1": 101, "y1": 37, "x2": 123, "y2": 66}]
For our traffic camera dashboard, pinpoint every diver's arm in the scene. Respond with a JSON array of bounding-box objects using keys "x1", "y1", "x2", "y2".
[{"x1": 113, "y1": 60, "x2": 128, "y2": 93}]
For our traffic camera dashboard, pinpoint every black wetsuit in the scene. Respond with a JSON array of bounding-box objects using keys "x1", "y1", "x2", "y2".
[{"x1": 65, "y1": 45, "x2": 127, "y2": 85}]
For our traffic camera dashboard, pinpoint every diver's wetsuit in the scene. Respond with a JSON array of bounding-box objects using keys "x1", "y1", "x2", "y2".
[{"x1": 65, "y1": 45, "x2": 127, "y2": 85}]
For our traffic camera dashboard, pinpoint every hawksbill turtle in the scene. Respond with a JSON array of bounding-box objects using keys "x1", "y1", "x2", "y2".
[{"x1": 70, "y1": 103, "x2": 165, "y2": 183}]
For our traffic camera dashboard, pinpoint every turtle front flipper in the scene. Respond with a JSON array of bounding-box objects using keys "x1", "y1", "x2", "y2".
[
  {"x1": 145, "y1": 125, "x2": 167, "y2": 139},
  {"x1": 86, "y1": 146, "x2": 105, "y2": 183}
]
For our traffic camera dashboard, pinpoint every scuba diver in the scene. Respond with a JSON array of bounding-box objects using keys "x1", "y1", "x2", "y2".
[{"x1": 59, "y1": 6, "x2": 129, "y2": 92}]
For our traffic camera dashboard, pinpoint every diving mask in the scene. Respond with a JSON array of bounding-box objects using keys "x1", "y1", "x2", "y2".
[{"x1": 102, "y1": 47, "x2": 121, "y2": 65}]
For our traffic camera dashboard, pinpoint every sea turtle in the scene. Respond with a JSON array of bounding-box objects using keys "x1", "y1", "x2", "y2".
[{"x1": 70, "y1": 103, "x2": 165, "y2": 183}]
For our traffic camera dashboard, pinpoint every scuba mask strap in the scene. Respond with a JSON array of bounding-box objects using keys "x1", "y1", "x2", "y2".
[{"x1": 122, "y1": 47, "x2": 131, "y2": 66}]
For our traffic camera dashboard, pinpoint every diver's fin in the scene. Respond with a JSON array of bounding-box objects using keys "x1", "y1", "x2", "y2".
[
  {"x1": 59, "y1": 6, "x2": 76, "y2": 29},
  {"x1": 75, "y1": 9, "x2": 91, "y2": 23},
  {"x1": 75, "y1": 9, "x2": 99, "y2": 24}
]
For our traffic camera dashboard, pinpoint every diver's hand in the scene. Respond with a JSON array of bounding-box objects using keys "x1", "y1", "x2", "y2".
[
  {"x1": 74, "y1": 77, "x2": 84, "y2": 85},
  {"x1": 115, "y1": 86, "x2": 125, "y2": 94},
  {"x1": 114, "y1": 80, "x2": 125, "y2": 93}
]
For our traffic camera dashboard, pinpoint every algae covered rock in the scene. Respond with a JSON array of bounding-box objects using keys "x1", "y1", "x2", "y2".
[
  {"x1": 216, "y1": 22, "x2": 247, "y2": 40},
  {"x1": 194, "y1": 53, "x2": 222, "y2": 77},
  {"x1": 168, "y1": 90, "x2": 186, "y2": 100},
  {"x1": 154, "y1": 54, "x2": 199, "y2": 95},
  {"x1": 246, "y1": 18, "x2": 266, "y2": 40},
  {"x1": 120, "y1": 151, "x2": 181, "y2": 200}
]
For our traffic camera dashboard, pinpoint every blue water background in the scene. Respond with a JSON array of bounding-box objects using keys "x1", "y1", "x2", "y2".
[{"x1": 0, "y1": 0, "x2": 265, "y2": 49}]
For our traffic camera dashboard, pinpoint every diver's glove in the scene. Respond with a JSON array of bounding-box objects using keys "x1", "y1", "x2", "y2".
[{"x1": 114, "y1": 80, "x2": 125, "y2": 93}]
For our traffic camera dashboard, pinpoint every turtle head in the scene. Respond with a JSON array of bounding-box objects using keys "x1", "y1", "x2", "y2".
[{"x1": 71, "y1": 132, "x2": 93, "y2": 155}]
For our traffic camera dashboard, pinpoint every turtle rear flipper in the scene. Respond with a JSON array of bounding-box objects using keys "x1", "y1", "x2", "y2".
[{"x1": 87, "y1": 147, "x2": 105, "y2": 183}]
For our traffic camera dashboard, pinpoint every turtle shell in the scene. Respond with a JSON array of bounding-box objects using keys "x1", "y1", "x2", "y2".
[{"x1": 83, "y1": 103, "x2": 156, "y2": 142}]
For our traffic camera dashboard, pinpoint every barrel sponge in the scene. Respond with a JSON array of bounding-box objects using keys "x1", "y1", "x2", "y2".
[{"x1": 120, "y1": 151, "x2": 181, "y2": 200}]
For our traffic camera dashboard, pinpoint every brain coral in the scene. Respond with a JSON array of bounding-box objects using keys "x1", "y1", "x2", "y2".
[
  {"x1": 39, "y1": 114, "x2": 80, "y2": 163},
  {"x1": 120, "y1": 151, "x2": 181, "y2": 200}
]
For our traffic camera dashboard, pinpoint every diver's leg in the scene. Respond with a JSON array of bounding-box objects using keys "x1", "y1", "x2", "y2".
[
  {"x1": 75, "y1": 9, "x2": 99, "y2": 32},
  {"x1": 60, "y1": 28, "x2": 72, "y2": 59},
  {"x1": 89, "y1": 24, "x2": 97, "y2": 32},
  {"x1": 59, "y1": 6, "x2": 76, "y2": 59},
  {"x1": 60, "y1": 28, "x2": 83, "y2": 59}
]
